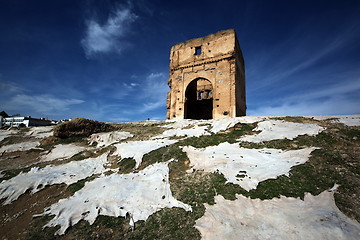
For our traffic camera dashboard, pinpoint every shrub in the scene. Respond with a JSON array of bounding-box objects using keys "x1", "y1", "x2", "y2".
[{"x1": 53, "y1": 118, "x2": 115, "y2": 138}]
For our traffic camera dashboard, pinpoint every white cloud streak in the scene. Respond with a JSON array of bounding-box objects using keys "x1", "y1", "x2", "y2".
[
  {"x1": 86, "y1": 72, "x2": 169, "y2": 121},
  {"x1": 249, "y1": 80, "x2": 360, "y2": 116},
  {"x1": 141, "y1": 100, "x2": 165, "y2": 113},
  {"x1": 137, "y1": 72, "x2": 168, "y2": 114},
  {"x1": 247, "y1": 24, "x2": 360, "y2": 92},
  {"x1": 81, "y1": 5, "x2": 137, "y2": 57},
  {"x1": 286, "y1": 79, "x2": 360, "y2": 103},
  {"x1": 6, "y1": 94, "x2": 84, "y2": 116},
  {"x1": 249, "y1": 97, "x2": 359, "y2": 116},
  {"x1": 0, "y1": 81, "x2": 26, "y2": 94}
]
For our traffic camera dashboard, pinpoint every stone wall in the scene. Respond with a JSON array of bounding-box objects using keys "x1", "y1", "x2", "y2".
[{"x1": 166, "y1": 29, "x2": 246, "y2": 120}]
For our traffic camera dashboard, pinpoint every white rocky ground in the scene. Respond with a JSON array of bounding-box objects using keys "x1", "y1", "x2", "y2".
[
  {"x1": 0, "y1": 115, "x2": 359, "y2": 238},
  {"x1": 335, "y1": 115, "x2": 360, "y2": 126},
  {"x1": 88, "y1": 131, "x2": 133, "y2": 148},
  {"x1": 196, "y1": 189, "x2": 360, "y2": 240},
  {"x1": 306, "y1": 114, "x2": 360, "y2": 126},
  {"x1": 209, "y1": 116, "x2": 267, "y2": 133},
  {"x1": 0, "y1": 129, "x2": 19, "y2": 142},
  {"x1": 0, "y1": 140, "x2": 40, "y2": 153},
  {"x1": 26, "y1": 126, "x2": 54, "y2": 138},
  {"x1": 35, "y1": 160, "x2": 192, "y2": 235},
  {"x1": 39, "y1": 144, "x2": 88, "y2": 162},
  {"x1": 182, "y1": 143, "x2": 317, "y2": 191},
  {"x1": 112, "y1": 139, "x2": 178, "y2": 168},
  {"x1": 238, "y1": 120, "x2": 325, "y2": 143},
  {"x1": 162, "y1": 116, "x2": 267, "y2": 134},
  {"x1": 162, "y1": 119, "x2": 199, "y2": 129},
  {"x1": 152, "y1": 125, "x2": 210, "y2": 139},
  {"x1": 0, "y1": 153, "x2": 109, "y2": 205}
]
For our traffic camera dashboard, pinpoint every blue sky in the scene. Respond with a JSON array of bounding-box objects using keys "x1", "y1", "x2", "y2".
[{"x1": 0, "y1": 0, "x2": 359, "y2": 122}]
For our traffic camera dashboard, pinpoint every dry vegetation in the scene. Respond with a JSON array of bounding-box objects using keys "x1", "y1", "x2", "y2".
[{"x1": 54, "y1": 118, "x2": 115, "y2": 139}]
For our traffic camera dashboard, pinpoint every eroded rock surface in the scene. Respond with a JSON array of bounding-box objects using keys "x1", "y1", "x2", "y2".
[
  {"x1": 37, "y1": 160, "x2": 192, "y2": 235},
  {"x1": 196, "y1": 190, "x2": 360, "y2": 240}
]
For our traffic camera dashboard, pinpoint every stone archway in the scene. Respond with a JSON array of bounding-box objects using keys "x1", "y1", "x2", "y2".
[{"x1": 184, "y1": 78, "x2": 213, "y2": 119}]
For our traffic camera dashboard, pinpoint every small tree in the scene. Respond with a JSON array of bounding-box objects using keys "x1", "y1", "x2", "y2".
[{"x1": 0, "y1": 111, "x2": 9, "y2": 118}]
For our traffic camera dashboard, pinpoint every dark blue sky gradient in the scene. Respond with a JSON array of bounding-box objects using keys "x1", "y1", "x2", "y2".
[{"x1": 0, "y1": 0, "x2": 359, "y2": 121}]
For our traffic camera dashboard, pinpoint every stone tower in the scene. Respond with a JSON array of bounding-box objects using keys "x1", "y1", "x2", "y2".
[{"x1": 166, "y1": 29, "x2": 246, "y2": 120}]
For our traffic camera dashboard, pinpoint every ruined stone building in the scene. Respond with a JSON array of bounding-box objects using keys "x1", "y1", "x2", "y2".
[{"x1": 166, "y1": 29, "x2": 246, "y2": 120}]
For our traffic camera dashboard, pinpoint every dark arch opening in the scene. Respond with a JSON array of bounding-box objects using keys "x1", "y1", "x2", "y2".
[{"x1": 184, "y1": 78, "x2": 213, "y2": 119}]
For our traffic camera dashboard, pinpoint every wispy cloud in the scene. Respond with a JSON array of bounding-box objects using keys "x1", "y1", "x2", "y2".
[
  {"x1": 247, "y1": 23, "x2": 360, "y2": 93},
  {"x1": 123, "y1": 82, "x2": 139, "y2": 88},
  {"x1": 286, "y1": 79, "x2": 360, "y2": 103},
  {"x1": 137, "y1": 72, "x2": 168, "y2": 114},
  {"x1": 0, "y1": 81, "x2": 26, "y2": 94},
  {"x1": 6, "y1": 94, "x2": 84, "y2": 116},
  {"x1": 107, "y1": 116, "x2": 131, "y2": 122},
  {"x1": 249, "y1": 96, "x2": 359, "y2": 116},
  {"x1": 83, "y1": 72, "x2": 169, "y2": 122},
  {"x1": 81, "y1": 4, "x2": 137, "y2": 57},
  {"x1": 140, "y1": 100, "x2": 165, "y2": 113},
  {"x1": 249, "y1": 79, "x2": 360, "y2": 116},
  {"x1": 143, "y1": 73, "x2": 168, "y2": 98}
]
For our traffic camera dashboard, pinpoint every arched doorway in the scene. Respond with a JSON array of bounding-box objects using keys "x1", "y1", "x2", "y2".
[{"x1": 184, "y1": 78, "x2": 213, "y2": 119}]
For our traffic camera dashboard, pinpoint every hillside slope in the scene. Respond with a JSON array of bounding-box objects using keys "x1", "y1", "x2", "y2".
[{"x1": 0, "y1": 115, "x2": 360, "y2": 239}]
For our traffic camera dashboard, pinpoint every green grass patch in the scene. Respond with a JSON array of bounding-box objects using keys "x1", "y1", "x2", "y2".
[
  {"x1": 66, "y1": 176, "x2": 96, "y2": 194},
  {"x1": 56, "y1": 136, "x2": 88, "y2": 145},
  {"x1": 129, "y1": 207, "x2": 201, "y2": 240},
  {"x1": 0, "y1": 136, "x2": 29, "y2": 146},
  {"x1": 141, "y1": 144, "x2": 188, "y2": 170},
  {"x1": 0, "y1": 166, "x2": 33, "y2": 181},
  {"x1": 118, "y1": 158, "x2": 136, "y2": 173},
  {"x1": 181, "y1": 123, "x2": 255, "y2": 149},
  {"x1": 68, "y1": 150, "x2": 97, "y2": 162},
  {"x1": 27, "y1": 215, "x2": 60, "y2": 240},
  {"x1": 241, "y1": 131, "x2": 337, "y2": 150},
  {"x1": 140, "y1": 123, "x2": 255, "y2": 170},
  {"x1": 244, "y1": 163, "x2": 337, "y2": 200},
  {"x1": 339, "y1": 128, "x2": 360, "y2": 140},
  {"x1": 170, "y1": 171, "x2": 244, "y2": 207},
  {"x1": 111, "y1": 122, "x2": 166, "y2": 141},
  {"x1": 40, "y1": 136, "x2": 88, "y2": 150}
]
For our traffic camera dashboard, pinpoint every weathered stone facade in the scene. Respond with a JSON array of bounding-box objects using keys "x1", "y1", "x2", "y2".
[{"x1": 166, "y1": 29, "x2": 246, "y2": 120}]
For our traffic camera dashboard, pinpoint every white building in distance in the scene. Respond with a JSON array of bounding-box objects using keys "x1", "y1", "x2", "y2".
[{"x1": 2, "y1": 116, "x2": 52, "y2": 128}]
